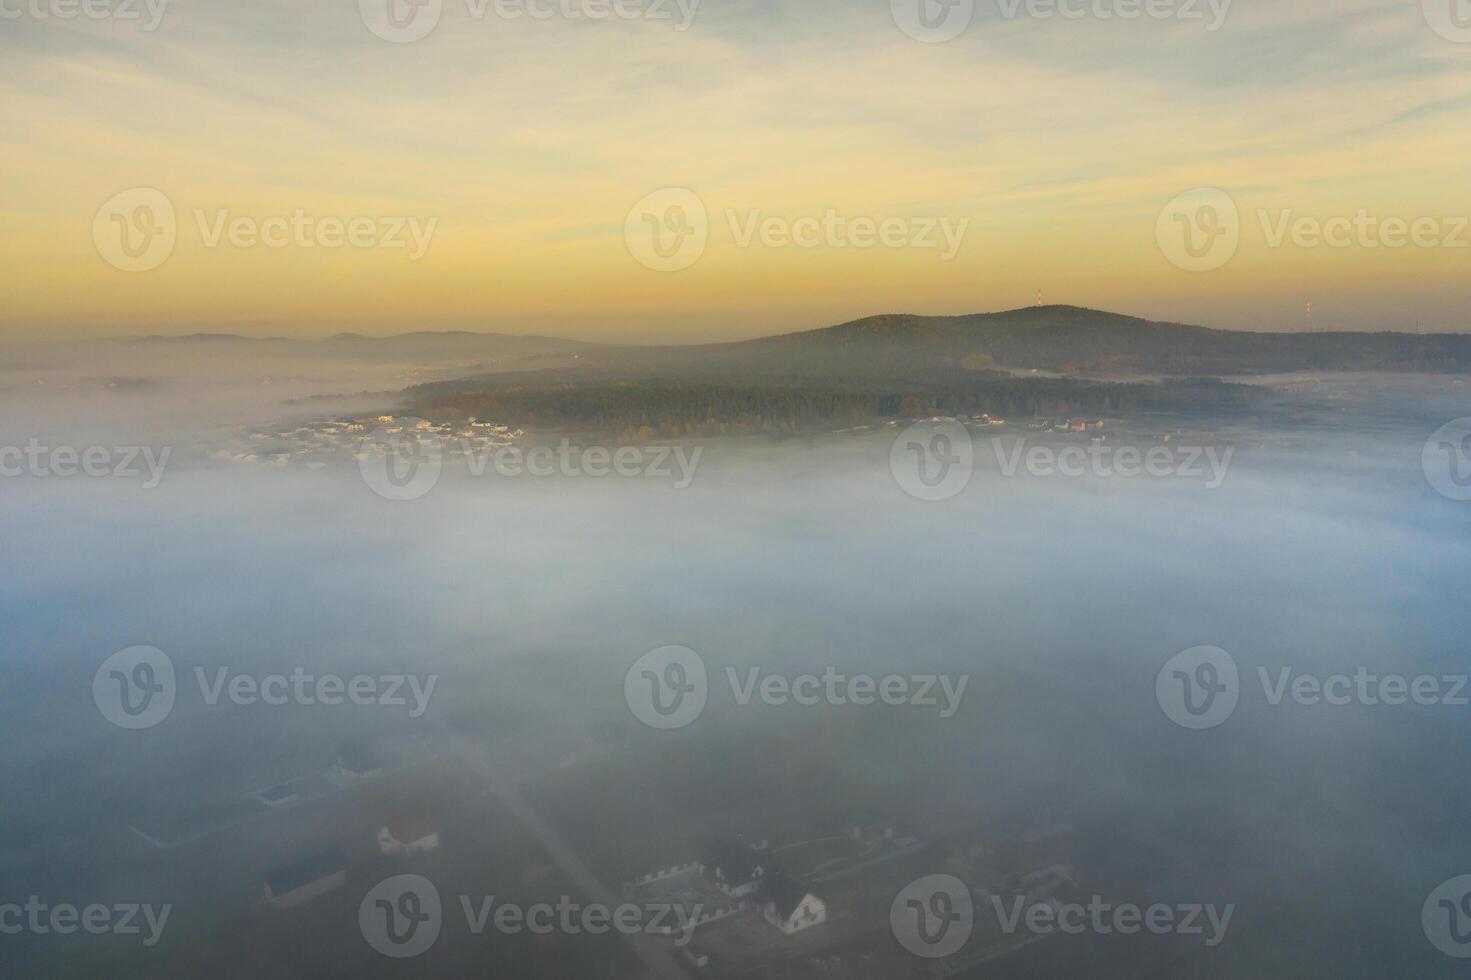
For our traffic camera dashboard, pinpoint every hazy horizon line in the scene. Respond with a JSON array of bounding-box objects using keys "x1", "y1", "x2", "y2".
[{"x1": 5, "y1": 302, "x2": 1467, "y2": 348}]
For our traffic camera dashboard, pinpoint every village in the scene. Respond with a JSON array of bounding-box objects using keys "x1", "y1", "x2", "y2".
[
  {"x1": 114, "y1": 706, "x2": 1129, "y2": 980},
  {"x1": 209, "y1": 414, "x2": 525, "y2": 468},
  {"x1": 156, "y1": 739, "x2": 1096, "y2": 979},
  {"x1": 614, "y1": 816, "x2": 1084, "y2": 979}
]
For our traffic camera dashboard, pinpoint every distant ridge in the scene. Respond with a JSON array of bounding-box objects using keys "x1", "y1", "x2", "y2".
[
  {"x1": 130, "y1": 329, "x2": 586, "y2": 345},
  {"x1": 134, "y1": 332, "x2": 255, "y2": 342},
  {"x1": 718, "y1": 304, "x2": 1471, "y2": 375},
  {"x1": 124, "y1": 305, "x2": 1471, "y2": 377}
]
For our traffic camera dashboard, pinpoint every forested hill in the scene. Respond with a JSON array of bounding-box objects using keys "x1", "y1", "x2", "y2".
[
  {"x1": 413, "y1": 305, "x2": 1471, "y2": 384},
  {"x1": 414, "y1": 375, "x2": 1265, "y2": 438},
  {"x1": 404, "y1": 305, "x2": 1467, "y2": 436},
  {"x1": 728, "y1": 306, "x2": 1471, "y2": 376}
]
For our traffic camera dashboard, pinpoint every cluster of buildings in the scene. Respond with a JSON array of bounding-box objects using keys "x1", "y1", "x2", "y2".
[
  {"x1": 1027, "y1": 418, "x2": 1107, "y2": 433},
  {"x1": 623, "y1": 838, "x2": 829, "y2": 942},
  {"x1": 210, "y1": 414, "x2": 523, "y2": 467},
  {"x1": 706, "y1": 840, "x2": 828, "y2": 936},
  {"x1": 238, "y1": 731, "x2": 1082, "y2": 979}
]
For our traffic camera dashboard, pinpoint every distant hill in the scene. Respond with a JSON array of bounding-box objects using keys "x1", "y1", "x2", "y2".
[
  {"x1": 406, "y1": 305, "x2": 1471, "y2": 436},
  {"x1": 728, "y1": 306, "x2": 1471, "y2": 376},
  {"x1": 407, "y1": 306, "x2": 1471, "y2": 389},
  {"x1": 125, "y1": 307, "x2": 1471, "y2": 377},
  {"x1": 135, "y1": 332, "x2": 258, "y2": 343}
]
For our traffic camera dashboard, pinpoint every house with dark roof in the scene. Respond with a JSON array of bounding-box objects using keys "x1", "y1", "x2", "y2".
[
  {"x1": 263, "y1": 847, "x2": 347, "y2": 910},
  {"x1": 760, "y1": 873, "x2": 826, "y2": 935},
  {"x1": 328, "y1": 738, "x2": 386, "y2": 783},
  {"x1": 704, "y1": 841, "x2": 766, "y2": 899}
]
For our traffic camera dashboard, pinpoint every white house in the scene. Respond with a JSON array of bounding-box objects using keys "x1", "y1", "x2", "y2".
[
  {"x1": 378, "y1": 810, "x2": 440, "y2": 857},
  {"x1": 761, "y1": 874, "x2": 826, "y2": 936}
]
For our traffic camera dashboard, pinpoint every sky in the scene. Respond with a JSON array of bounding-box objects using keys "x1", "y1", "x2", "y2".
[{"x1": 2, "y1": 0, "x2": 1470, "y2": 342}]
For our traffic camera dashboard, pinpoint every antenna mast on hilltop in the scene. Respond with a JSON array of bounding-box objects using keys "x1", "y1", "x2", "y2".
[
  {"x1": 1036, "y1": 289, "x2": 1043, "y2": 307},
  {"x1": 1305, "y1": 300, "x2": 1312, "y2": 322}
]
